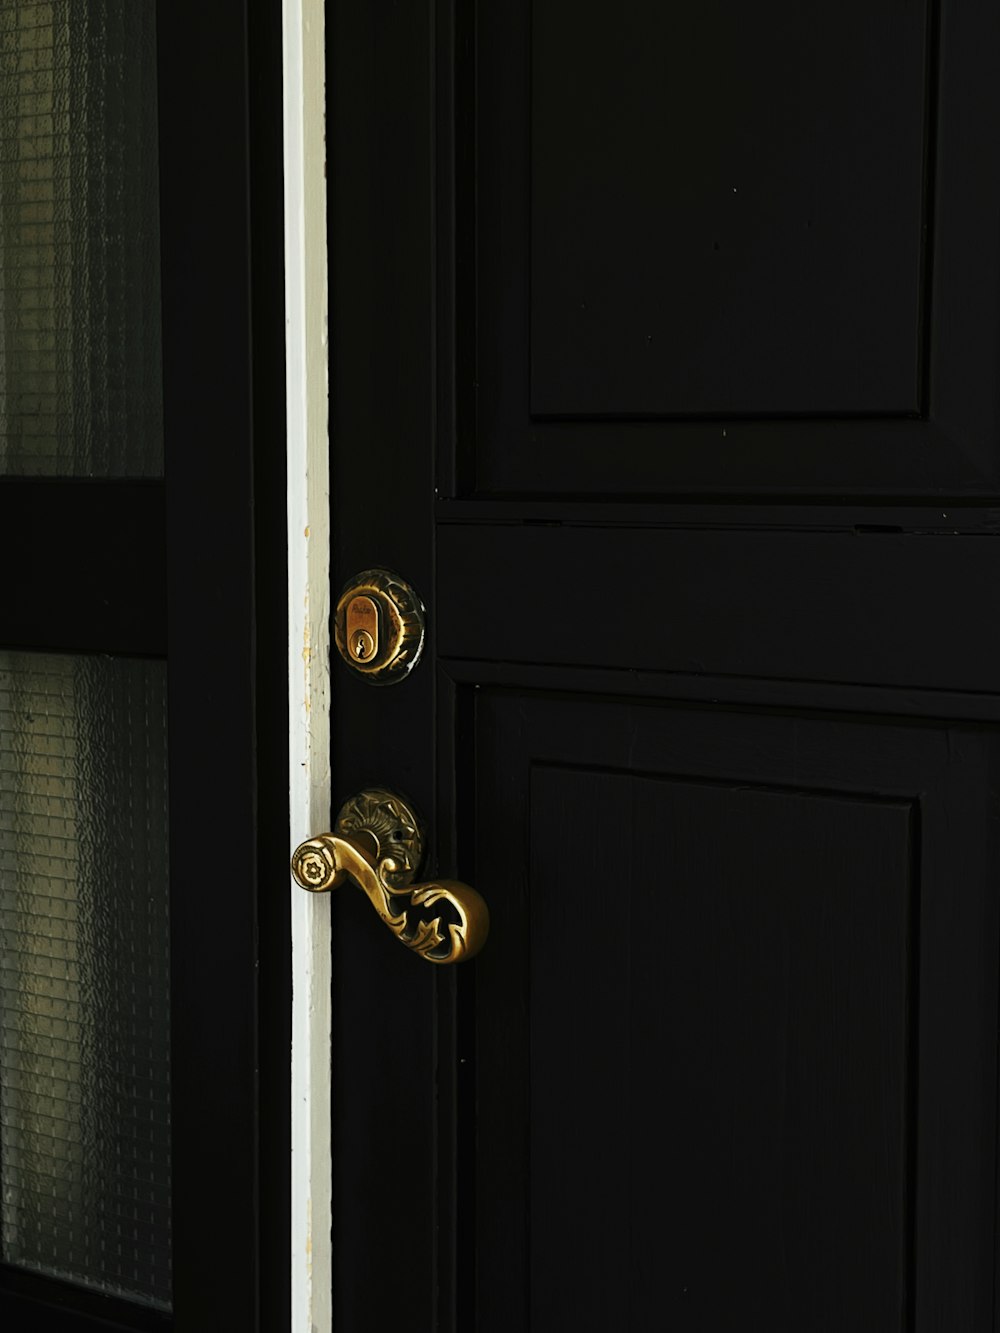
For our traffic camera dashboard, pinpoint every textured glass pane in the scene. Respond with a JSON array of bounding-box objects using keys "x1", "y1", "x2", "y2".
[
  {"x1": 0, "y1": 652, "x2": 171, "y2": 1309},
  {"x1": 0, "y1": 1, "x2": 162, "y2": 476}
]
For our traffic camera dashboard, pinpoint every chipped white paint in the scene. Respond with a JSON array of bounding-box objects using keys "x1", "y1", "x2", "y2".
[{"x1": 283, "y1": 0, "x2": 332, "y2": 1330}]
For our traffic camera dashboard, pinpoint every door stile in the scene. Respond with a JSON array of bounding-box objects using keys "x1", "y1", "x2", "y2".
[{"x1": 283, "y1": 1, "x2": 333, "y2": 1330}]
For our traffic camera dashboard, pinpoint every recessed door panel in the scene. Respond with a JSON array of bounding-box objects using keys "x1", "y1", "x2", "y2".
[
  {"x1": 472, "y1": 692, "x2": 995, "y2": 1330},
  {"x1": 530, "y1": 766, "x2": 913, "y2": 1329},
  {"x1": 470, "y1": 0, "x2": 1000, "y2": 496},
  {"x1": 530, "y1": 1, "x2": 928, "y2": 418}
]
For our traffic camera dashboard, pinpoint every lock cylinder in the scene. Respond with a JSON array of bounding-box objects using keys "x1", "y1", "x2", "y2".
[
  {"x1": 345, "y1": 595, "x2": 379, "y2": 662},
  {"x1": 334, "y1": 569, "x2": 425, "y2": 685}
]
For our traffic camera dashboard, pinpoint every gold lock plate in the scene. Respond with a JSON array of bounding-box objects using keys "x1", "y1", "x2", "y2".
[{"x1": 334, "y1": 569, "x2": 425, "y2": 684}]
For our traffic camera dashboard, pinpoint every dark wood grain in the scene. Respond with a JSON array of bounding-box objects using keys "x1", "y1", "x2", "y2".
[
  {"x1": 328, "y1": 1, "x2": 1000, "y2": 1329},
  {"x1": 530, "y1": 1, "x2": 929, "y2": 418},
  {"x1": 472, "y1": 692, "x2": 996, "y2": 1331},
  {"x1": 531, "y1": 767, "x2": 913, "y2": 1330},
  {"x1": 439, "y1": 524, "x2": 1000, "y2": 693},
  {"x1": 0, "y1": 483, "x2": 165, "y2": 656},
  {"x1": 157, "y1": 3, "x2": 265, "y2": 1326},
  {"x1": 469, "y1": 0, "x2": 1000, "y2": 498},
  {"x1": 327, "y1": 0, "x2": 442, "y2": 1327}
]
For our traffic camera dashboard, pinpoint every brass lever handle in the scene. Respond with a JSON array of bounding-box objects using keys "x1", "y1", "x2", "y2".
[{"x1": 290, "y1": 788, "x2": 488, "y2": 964}]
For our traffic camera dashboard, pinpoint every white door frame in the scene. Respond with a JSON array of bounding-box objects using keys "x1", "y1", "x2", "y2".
[{"x1": 283, "y1": 2, "x2": 333, "y2": 1330}]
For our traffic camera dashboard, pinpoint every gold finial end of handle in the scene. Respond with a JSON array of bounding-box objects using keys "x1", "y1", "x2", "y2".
[{"x1": 290, "y1": 837, "x2": 344, "y2": 894}]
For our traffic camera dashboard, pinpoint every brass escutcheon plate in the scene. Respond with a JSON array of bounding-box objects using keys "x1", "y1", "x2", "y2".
[{"x1": 334, "y1": 569, "x2": 425, "y2": 684}]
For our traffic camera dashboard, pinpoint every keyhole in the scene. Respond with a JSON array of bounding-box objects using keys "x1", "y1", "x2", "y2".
[{"x1": 352, "y1": 629, "x2": 374, "y2": 660}]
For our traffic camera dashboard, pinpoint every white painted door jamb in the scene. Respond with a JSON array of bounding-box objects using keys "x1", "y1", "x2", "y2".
[{"x1": 283, "y1": 2, "x2": 332, "y2": 1330}]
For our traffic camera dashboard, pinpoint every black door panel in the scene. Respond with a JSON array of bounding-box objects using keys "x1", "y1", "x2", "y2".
[{"x1": 329, "y1": 2, "x2": 1000, "y2": 1328}]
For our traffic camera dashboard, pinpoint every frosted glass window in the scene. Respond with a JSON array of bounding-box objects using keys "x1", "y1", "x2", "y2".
[
  {"x1": 0, "y1": 1, "x2": 163, "y2": 476},
  {"x1": 0, "y1": 652, "x2": 171, "y2": 1309}
]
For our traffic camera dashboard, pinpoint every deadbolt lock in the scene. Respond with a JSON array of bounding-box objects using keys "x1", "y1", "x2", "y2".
[{"x1": 334, "y1": 569, "x2": 425, "y2": 684}]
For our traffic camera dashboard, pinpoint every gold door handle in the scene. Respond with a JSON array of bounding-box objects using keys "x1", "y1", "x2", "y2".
[{"x1": 290, "y1": 788, "x2": 488, "y2": 964}]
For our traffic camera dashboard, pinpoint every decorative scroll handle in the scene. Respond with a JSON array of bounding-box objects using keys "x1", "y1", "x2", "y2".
[{"x1": 290, "y1": 788, "x2": 488, "y2": 964}]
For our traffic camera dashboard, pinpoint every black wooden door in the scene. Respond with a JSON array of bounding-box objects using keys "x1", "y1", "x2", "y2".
[
  {"x1": 0, "y1": 3, "x2": 288, "y2": 1330},
  {"x1": 329, "y1": 2, "x2": 1000, "y2": 1329}
]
